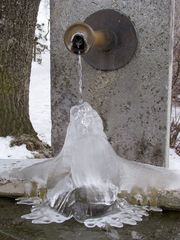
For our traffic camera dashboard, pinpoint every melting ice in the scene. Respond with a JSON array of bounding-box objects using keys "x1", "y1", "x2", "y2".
[{"x1": 13, "y1": 102, "x2": 180, "y2": 228}]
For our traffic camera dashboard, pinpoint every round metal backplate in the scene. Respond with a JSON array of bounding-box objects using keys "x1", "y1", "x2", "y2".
[{"x1": 83, "y1": 9, "x2": 138, "y2": 71}]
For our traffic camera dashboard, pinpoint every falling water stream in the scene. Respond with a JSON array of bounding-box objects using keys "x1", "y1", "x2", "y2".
[{"x1": 78, "y1": 54, "x2": 83, "y2": 104}]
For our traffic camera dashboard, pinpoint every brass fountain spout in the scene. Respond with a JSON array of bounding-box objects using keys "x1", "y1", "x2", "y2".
[
  {"x1": 64, "y1": 22, "x2": 113, "y2": 55},
  {"x1": 63, "y1": 9, "x2": 138, "y2": 71}
]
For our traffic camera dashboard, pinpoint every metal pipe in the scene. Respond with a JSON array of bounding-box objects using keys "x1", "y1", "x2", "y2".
[{"x1": 64, "y1": 22, "x2": 113, "y2": 55}]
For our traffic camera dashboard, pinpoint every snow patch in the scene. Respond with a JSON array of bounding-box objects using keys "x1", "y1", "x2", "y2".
[
  {"x1": 169, "y1": 148, "x2": 180, "y2": 170},
  {"x1": 0, "y1": 137, "x2": 34, "y2": 160},
  {"x1": 29, "y1": 52, "x2": 51, "y2": 145},
  {"x1": 29, "y1": 0, "x2": 51, "y2": 145}
]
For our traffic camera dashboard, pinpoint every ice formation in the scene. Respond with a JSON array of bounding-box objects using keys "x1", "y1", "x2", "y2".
[{"x1": 10, "y1": 102, "x2": 180, "y2": 227}]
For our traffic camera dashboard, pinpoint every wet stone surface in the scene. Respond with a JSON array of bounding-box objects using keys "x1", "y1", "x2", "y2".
[{"x1": 0, "y1": 198, "x2": 179, "y2": 240}]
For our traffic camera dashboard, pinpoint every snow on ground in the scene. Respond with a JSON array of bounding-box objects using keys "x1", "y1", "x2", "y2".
[
  {"x1": 29, "y1": 52, "x2": 51, "y2": 145},
  {"x1": 29, "y1": 0, "x2": 51, "y2": 145},
  {"x1": 169, "y1": 148, "x2": 180, "y2": 170},
  {"x1": 171, "y1": 104, "x2": 180, "y2": 119},
  {"x1": 0, "y1": 137, "x2": 34, "y2": 159},
  {"x1": 0, "y1": 0, "x2": 180, "y2": 171}
]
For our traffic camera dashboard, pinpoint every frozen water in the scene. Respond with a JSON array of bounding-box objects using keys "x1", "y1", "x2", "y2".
[{"x1": 13, "y1": 102, "x2": 180, "y2": 228}]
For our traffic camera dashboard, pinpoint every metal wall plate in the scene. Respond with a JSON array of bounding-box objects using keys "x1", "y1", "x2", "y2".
[{"x1": 83, "y1": 9, "x2": 138, "y2": 71}]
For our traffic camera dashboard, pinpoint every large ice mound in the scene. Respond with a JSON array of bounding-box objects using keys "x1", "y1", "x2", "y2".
[{"x1": 12, "y1": 102, "x2": 180, "y2": 227}]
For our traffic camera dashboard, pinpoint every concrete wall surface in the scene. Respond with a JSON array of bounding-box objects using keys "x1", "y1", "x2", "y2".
[{"x1": 51, "y1": 0, "x2": 174, "y2": 166}]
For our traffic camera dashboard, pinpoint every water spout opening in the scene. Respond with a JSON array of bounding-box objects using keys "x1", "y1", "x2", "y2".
[{"x1": 71, "y1": 33, "x2": 88, "y2": 55}]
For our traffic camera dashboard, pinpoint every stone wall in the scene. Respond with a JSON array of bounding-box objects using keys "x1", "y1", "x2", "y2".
[
  {"x1": 50, "y1": 0, "x2": 174, "y2": 166},
  {"x1": 172, "y1": 0, "x2": 180, "y2": 102}
]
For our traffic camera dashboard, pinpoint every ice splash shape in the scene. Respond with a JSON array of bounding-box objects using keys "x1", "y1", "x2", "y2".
[
  {"x1": 20, "y1": 196, "x2": 149, "y2": 227},
  {"x1": 14, "y1": 102, "x2": 180, "y2": 227}
]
